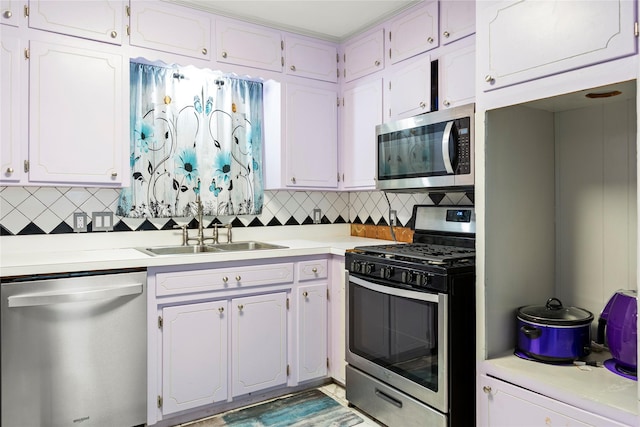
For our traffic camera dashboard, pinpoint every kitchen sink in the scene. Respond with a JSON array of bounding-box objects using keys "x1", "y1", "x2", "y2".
[{"x1": 137, "y1": 241, "x2": 288, "y2": 256}]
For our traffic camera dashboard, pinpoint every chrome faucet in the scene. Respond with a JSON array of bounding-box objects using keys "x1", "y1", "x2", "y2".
[{"x1": 182, "y1": 193, "x2": 215, "y2": 246}]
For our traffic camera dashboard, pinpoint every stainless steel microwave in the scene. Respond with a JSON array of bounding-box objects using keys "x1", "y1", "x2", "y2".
[{"x1": 376, "y1": 103, "x2": 474, "y2": 192}]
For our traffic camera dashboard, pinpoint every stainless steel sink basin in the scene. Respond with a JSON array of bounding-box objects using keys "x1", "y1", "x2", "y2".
[
  {"x1": 137, "y1": 245, "x2": 223, "y2": 256},
  {"x1": 213, "y1": 241, "x2": 288, "y2": 251},
  {"x1": 137, "y1": 241, "x2": 287, "y2": 256}
]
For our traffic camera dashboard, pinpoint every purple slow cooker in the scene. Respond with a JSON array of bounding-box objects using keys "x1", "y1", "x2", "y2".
[{"x1": 517, "y1": 298, "x2": 594, "y2": 362}]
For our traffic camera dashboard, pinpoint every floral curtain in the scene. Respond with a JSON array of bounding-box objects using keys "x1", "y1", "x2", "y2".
[{"x1": 118, "y1": 62, "x2": 264, "y2": 218}]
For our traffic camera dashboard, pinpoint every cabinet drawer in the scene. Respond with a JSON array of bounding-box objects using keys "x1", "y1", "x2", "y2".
[
  {"x1": 297, "y1": 259, "x2": 328, "y2": 281},
  {"x1": 156, "y1": 263, "x2": 294, "y2": 296}
]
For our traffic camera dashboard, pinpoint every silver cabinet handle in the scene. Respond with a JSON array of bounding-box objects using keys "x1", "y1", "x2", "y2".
[
  {"x1": 235, "y1": 275, "x2": 241, "y2": 281},
  {"x1": 374, "y1": 60, "x2": 381, "y2": 66},
  {"x1": 222, "y1": 276, "x2": 229, "y2": 283},
  {"x1": 419, "y1": 101, "x2": 426, "y2": 109},
  {"x1": 443, "y1": 31, "x2": 450, "y2": 38},
  {"x1": 290, "y1": 65, "x2": 296, "y2": 71},
  {"x1": 483, "y1": 386, "x2": 492, "y2": 394},
  {"x1": 6, "y1": 167, "x2": 14, "y2": 174},
  {"x1": 8, "y1": 283, "x2": 143, "y2": 308},
  {"x1": 202, "y1": 48, "x2": 208, "y2": 55},
  {"x1": 222, "y1": 51, "x2": 228, "y2": 58},
  {"x1": 238, "y1": 304, "x2": 244, "y2": 311},
  {"x1": 218, "y1": 307, "x2": 224, "y2": 313},
  {"x1": 312, "y1": 267, "x2": 318, "y2": 273},
  {"x1": 110, "y1": 30, "x2": 117, "y2": 38},
  {"x1": 290, "y1": 177, "x2": 296, "y2": 184},
  {"x1": 427, "y1": 37, "x2": 434, "y2": 43},
  {"x1": 485, "y1": 75, "x2": 495, "y2": 83},
  {"x1": 443, "y1": 100, "x2": 451, "y2": 107},
  {"x1": 111, "y1": 172, "x2": 118, "y2": 178},
  {"x1": 302, "y1": 291, "x2": 308, "y2": 298},
  {"x1": 3, "y1": 10, "x2": 12, "y2": 18}
]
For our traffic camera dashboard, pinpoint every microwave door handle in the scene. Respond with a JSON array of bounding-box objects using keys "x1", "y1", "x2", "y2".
[{"x1": 441, "y1": 121, "x2": 455, "y2": 174}]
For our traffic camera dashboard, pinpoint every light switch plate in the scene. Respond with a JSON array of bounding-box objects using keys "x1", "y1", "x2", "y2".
[
  {"x1": 389, "y1": 210, "x2": 397, "y2": 226},
  {"x1": 313, "y1": 208, "x2": 322, "y2": 224},
  {"x1": 92, "y1": 212, "x2": 114, "y2": 232}
]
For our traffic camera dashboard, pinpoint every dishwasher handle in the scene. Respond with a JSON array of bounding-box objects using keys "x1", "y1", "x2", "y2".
[{"x1": 8, "y1": 283, "x2": 143, "y2": 308}]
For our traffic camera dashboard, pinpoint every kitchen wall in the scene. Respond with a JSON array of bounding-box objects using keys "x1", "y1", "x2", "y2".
[{"x1": 0, "y1": 187, "x2": 473, "y2": 236}]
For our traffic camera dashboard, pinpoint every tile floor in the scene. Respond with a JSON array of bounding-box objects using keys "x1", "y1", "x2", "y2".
[{"x1": 180, "y1": 383, "x2": 384, "y2": 427}]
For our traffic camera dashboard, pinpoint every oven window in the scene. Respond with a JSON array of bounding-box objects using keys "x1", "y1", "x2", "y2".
[{"x1": 349, "y1": 282, "x2": 439, "y2": 391}]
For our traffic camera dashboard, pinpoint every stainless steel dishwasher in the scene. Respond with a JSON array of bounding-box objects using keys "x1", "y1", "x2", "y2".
[{"x1": 1, "y1": 269, "x2": 147, "y2": 427}]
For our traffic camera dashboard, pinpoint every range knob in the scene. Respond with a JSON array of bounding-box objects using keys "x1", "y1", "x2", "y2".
[
  {"x1": 416, "y1": 274, "x2": 431, "y2": 287},
  {"x1": 350, "y1": 260, "x2": 362, "y2": 273},
  {"x1": 364, "y1": 263, "x2": 375, "y2": 275},
  {"x1": 380, "y1": 266, "x2": 394, "y2": 279},
  {"x1": 401, "y1": 271, "x2": 414, "y2": 284}
]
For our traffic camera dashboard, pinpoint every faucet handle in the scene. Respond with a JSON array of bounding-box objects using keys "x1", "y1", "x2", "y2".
[
  {"x1": 173, "y1": 224, "x2": 189, "y2": 245},
  {"x1": 225, "y1": 223, "x2": 232, "y2": 243}
]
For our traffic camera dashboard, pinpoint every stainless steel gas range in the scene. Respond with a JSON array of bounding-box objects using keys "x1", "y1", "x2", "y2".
[{"x1": 345, "y1": 205, "x2": 476, "y2": 427}]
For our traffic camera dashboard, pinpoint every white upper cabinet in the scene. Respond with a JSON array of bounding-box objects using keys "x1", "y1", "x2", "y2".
[
  {"x1": 129, "y1": 0, "x2": 211, "y2": 60},
  {"x1": 439, "y1": 0, "x2": 475, "y2": 45},
  {"x1": 478, "y1": 0, "x2": 637, "y2": 91},
  {"x1": 388, "y1": 55, "x2": 432, "y2": 121},
  {"x1": 1, "y1": 27, "x2": 24, "y2": 184},
  {"x1": 216, "y1": 19, "x2": 282, "y2": 72},
  {"x1": 1, "y1": 0, "x2": 19, "y2": 27},
  {"x1": 438, "y1": 41, "x2": 475, "y2": 109},
  {"x1": 388, "y1": 1, "x2": 438, "y2": 64},
  {"x1": 285, "y1": 35, "x2": 338, "y2": 82},
  {"x1": 28, "y1": 0, "x2": 124, "y2": 44},
  {"x1": 343, "y1": 28, "x2": 385, "y2": 82},
  {"x1": 28, "y1": 35, "x2": 128, "y2": 186},
  {"x1": 284, "y1": 83, "x2": 338, "y2": 189},
  {"x1": 341, "y1": 78, "x2": 383, "y2": 189}
]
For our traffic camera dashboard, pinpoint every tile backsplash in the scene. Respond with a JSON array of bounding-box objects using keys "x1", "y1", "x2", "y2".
[{"x1": 0, "y1": 186, "x2": 473, "y2": 236}]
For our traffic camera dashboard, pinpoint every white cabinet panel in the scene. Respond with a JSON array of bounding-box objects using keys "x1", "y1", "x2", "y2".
[
  {"x1": 296, "y1": 283, "x2": 327, "y2": 383},
  {"x1": 439, "y1": 42, "x2": 475, "y2": 109},
  {"x1": 216, "y1": 19, "x2": 282, "y2": 72},
  {"x1": 343, "y1": 28, "x2": 384, "y2": 82},
  {"x1": 478, "y1": 375, "x2": 631, "y2": 427},
  {"x1": 129, "y1": 0, "x2": 211, "y2": 60},
  {"x1": 341, "y1": 78, "x2": 382, "y2": 189},
  {"x1": 285, "y1": 35, "x2": 338, "y2": 82},
  {"x1": 478, "y1": 0, "x2": 637, "y2": 91},
  {"x1": 162, "y1": 301, "x2": 228, "y2": 415},
  {"x1": 388, "y1": 1, "x2": 438, "y2": 64},
  {"x1": 388, "y1": 56, "x2": 431, "y2": 120},
  {"x1": 28, "y1": 36, "x2": 127, "y2": 186},
  {"x1": 285, "y1": 83, "x2": 338, "y2": 188},
  {"x1": 1, "y1": 28, "x2": 24, "y2": 183},
  {"x1": 440, "y1": 0, "x2": 475, "y2": 45},
  {"x1": 232, "y1": 292, "x2": 288, "y2": 397},
  {"x1": 1, "y1": 0, "x2": 19, "y2": 27},
  {"x1": 297, "y1": 259, "x2": 328, "y2": 281},
  {"x1": 28, "y1": 0, "x2": 124, "y2": 44}
]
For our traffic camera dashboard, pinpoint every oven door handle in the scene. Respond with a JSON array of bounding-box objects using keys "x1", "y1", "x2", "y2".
[
  {"x1": 375, "y1": 389, "x2": 403, "y2": 408},
  {"x1": 442, "y1": 120, "x2": 455, "y2": 174},
  {"x1": 349, "y1": 275, "x2": 440, "y2": 303}
]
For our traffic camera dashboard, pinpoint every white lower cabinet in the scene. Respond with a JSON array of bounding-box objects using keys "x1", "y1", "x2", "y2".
[
  {"x1": 231, "y1": 292, "x2": 288, "y2": 397},
  {"x1": 161, "y1": 301, "x2": 228, "y2": 415},
  {"x1": 296, "y1": 283, "x2": 328, "y2": 383},
  {"x1": 478, "y1": 375, "x2": 631, "y2": 427}
]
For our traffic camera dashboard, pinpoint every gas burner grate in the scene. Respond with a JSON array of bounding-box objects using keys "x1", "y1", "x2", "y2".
[{"x1": 352, "y1": 243, "x2": 476, "y2": 264}]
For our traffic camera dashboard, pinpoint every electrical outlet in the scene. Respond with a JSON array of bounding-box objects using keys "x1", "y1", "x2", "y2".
[
  {"x1": 92, "y1": 212, "x2": 114, "y2": 232},
  {"x1": 73, "y1": 212, "x2": 88, "y2": 232},
  {"x1": 313, "y1": 208, "x2": 322, "y2": 224},
  {"x1": 389, "y1": 210, "x2": 397, "y2": 226}
]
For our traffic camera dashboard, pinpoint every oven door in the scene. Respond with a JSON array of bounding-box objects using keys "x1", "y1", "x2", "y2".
[{"x1": 346, "y1": 275, "x2": 448, "y2": 413}]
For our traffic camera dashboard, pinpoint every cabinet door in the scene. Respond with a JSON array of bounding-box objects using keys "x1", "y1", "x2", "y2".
[
  {"x1": 478, "y1": 375, "x2": 630, "y2": 427},
  {"x1": 1, "y1": 28, "x2": 24, "y2": 183},
  {"x1": 28, "y1": 0, "x2": 124, "y2": 44},
  {"x1": 439, "y1": 43, "x2": 475, "y2": 109},
  {"x1": 296, "y1": 283, "x2": 328, "y2": 383},
  {"x1": 341, "y1": 79, "x2": 382, "y2": 189},
  {"x1": 28, "y1": 37, "x2": 127, "y2": 186},
  {"x1": 328, "y1": 257, "x2": 346, "y2": 384},
  {"x1": 216, "y1": 19, "x2": 282, "y2": 72},
  {"x1": 388, "y1": 56, "x2": 431, "y2": 120},
  {"x1": 440, "y1": 0, "x2": 475, "y2": 45},
  {"x1": 388, "y1": 1, "x2": 438, "y2": 64},
  {"x1": 232, "y1": 292, "x2": 287, "y2": 397},
  {"x1": 162, "y1": 301, "x2": 228, "y2": 415},
  {"x1": 478, "y1": 0, "x2": 636, "y2": 91},
  {"x1": 285, "y1": 35, "x2": 338, "y2": 83},
  {"x1": 343, "y1": 28, "x2": 384, "y2": 82},
  {"x1": 285, "y1": 83, "x2": 338, "y2": 188},
  {"x1": 129, "y1": 0, "x2": 211, "y2": 60},
  {"x1": 1, "y1": 0, "x2": 19, "y2": 27}
]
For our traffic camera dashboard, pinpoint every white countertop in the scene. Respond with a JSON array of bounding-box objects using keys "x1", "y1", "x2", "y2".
[
  {"x1": 0, "y1": 224, "x2": 393, "y2": 277},
  {"x1": 482, "y1": 352, "x2": 639, "y2": 426}
]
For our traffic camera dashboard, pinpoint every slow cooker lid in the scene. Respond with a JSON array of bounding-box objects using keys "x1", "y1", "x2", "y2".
[{"x1": 518, "y1": 298, "x2": 594, "y2": 326}]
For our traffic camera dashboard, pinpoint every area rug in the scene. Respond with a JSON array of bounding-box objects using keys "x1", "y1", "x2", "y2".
[{"x1": 188, "y1": 389, "x2": 364, "y2": 427}]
